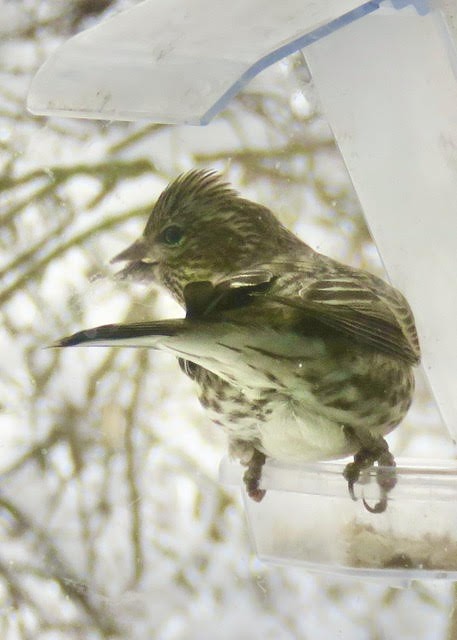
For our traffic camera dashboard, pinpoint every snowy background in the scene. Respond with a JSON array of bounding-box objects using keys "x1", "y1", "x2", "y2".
[{"x1": 0, "y1": 1, "x2": 455, "y2": 638}]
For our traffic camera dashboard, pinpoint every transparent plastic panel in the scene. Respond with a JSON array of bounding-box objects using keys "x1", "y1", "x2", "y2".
[
  {"x1": 27, "y1": 0, "x2": 378, "y2": 123},
  {"x1": 304, "y1": 6, "x2": 457, "y2": 441},
  {"x1": 220, "y1": 457, "x2": 457, "y2": 582}
]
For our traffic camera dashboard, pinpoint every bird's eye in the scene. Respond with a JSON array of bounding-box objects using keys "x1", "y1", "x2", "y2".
[{"x1": 159, "y1": 225, "x2": 184, "y2": 246}]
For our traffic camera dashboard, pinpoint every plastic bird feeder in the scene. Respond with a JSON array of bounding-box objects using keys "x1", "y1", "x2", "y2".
[{"x1": 28, "y1": 0, "x2": 457, "y2": 581}]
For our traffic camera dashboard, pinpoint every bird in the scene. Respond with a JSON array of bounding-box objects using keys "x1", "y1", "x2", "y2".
[{"x1": 54, "y1": 169, "x2": 420, "y2": 512}]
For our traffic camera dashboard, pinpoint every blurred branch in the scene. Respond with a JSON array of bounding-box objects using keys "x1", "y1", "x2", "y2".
[
  {"x1": 109, "y1": 123, "x2": 168, "y2": 154},
  {"x1": 0, "y1": 498, "x2": 120, "y2": 637},
  {"x1": 124, "y1": 349, "x2": 149, "y2": 586},
  {"x1": 0, "y1": 6, "x2": 447, "y2": 637},
  {"x1": 447, "y1": 584, "x2": 457, "y2": 640},
  {"x1": 0, "y1": 205, "x2": 149, "y2": 305},
  {"x1": 0, "y1": 159, "x2": 157, "y2": 225}
]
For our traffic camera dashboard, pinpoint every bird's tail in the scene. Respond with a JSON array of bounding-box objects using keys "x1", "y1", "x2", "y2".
[
  {"x1": 52, "y1": 318, "x2": 297, "y2": 390},
  {"x1": 52, "y1": 320, "x2": 186, "y2": 349}
]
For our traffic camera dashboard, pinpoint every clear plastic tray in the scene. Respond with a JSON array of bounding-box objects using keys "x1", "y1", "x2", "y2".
[{"x1": 220, "y1": 456, "x2": 457, "y2": 583}]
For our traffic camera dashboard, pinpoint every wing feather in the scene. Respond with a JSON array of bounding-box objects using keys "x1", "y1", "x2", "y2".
[
  {"x1": 294, "y1": 260, "x2": 420, "y2": 364},
  {"x1": 208, "y1": 260, "x2": 421, "y2": 365},
  {"x1": 179, "y1": 254, "x2": 420, "y2": 366}
]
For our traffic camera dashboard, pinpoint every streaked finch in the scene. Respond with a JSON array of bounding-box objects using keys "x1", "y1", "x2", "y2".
[{"x1": 55, "y1": 170, "x2": 420, "y2": 512}]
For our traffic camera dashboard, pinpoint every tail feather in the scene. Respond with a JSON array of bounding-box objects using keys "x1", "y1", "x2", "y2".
[
  {"x1": 52, "y1": 319, "x2": 312, "y2": 390},
  {"x1": 52, "y1": 320, "x2": 185, "y2": 348}
]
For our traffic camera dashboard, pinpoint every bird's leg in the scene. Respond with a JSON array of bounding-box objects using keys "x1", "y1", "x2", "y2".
[
  {"x1": 343, "y1": 448, "x2": 380, "y2": 501},
  {"x1": 229, "y1": 439, "x2": 267, "y2": 502},
  {"x1": 229, "y1": 438, "x2": 256, "y2": 465},
  {"x1": 343, "y1": 435, "x2": 396, "y2": 514},
  {"x1": 242, "y1": 449, "x2": 267, "y2": 503}
]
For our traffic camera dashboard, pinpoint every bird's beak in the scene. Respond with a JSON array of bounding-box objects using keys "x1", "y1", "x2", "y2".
[
  {"x1": 110, "y1": 238, "x2": 149, "y2": 264},
  {"x1": 110, "y1": 238, "x2": 159, "y2": 282}
]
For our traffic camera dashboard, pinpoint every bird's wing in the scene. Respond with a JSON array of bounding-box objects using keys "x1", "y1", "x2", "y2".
[
  {"x1": 270, "y1": 259, "x2": 421, "y2": 365},
  {"x1": 202, "y1": 259, "x2": 420, "y2": 365},
  {"x1": 183, "y1": 271, "x2": 275, "y2": 318}
]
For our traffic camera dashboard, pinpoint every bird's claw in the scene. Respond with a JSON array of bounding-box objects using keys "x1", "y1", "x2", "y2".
[
  {"x1": 343, "y1": 438, "x2": 396, "y2": 514},
  {"x1": 362, "y1": 495, "x2": 388, "y2": 514},
  {"x1": 343, "y1": 462, "x2": 359, "y2": 501}
]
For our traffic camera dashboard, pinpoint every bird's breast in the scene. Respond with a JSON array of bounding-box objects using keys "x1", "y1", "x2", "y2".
[
  {"x1": 257, "y1": 400, "x2": 355, "y2": 462},
  {"x1": 177, "y1": 321, "x2": 414, "y2": 463}
]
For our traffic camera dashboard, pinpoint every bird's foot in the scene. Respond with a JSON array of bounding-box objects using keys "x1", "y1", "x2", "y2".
[
  {"x1": 343, "y1": 438, "x2": 396, "y2": 514},
  {"x1": 242, "y1": 449, "x2": 267, "y2": 502}
]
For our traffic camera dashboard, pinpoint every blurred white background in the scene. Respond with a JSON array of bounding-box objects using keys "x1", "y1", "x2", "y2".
[{"x1": 0, "y1": 1, "x2": 454, "y2": 638}]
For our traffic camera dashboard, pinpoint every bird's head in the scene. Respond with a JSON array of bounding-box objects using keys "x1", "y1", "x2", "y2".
[{"x1": 112, "y1": 169, "x2": 304, "y2": 304}]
